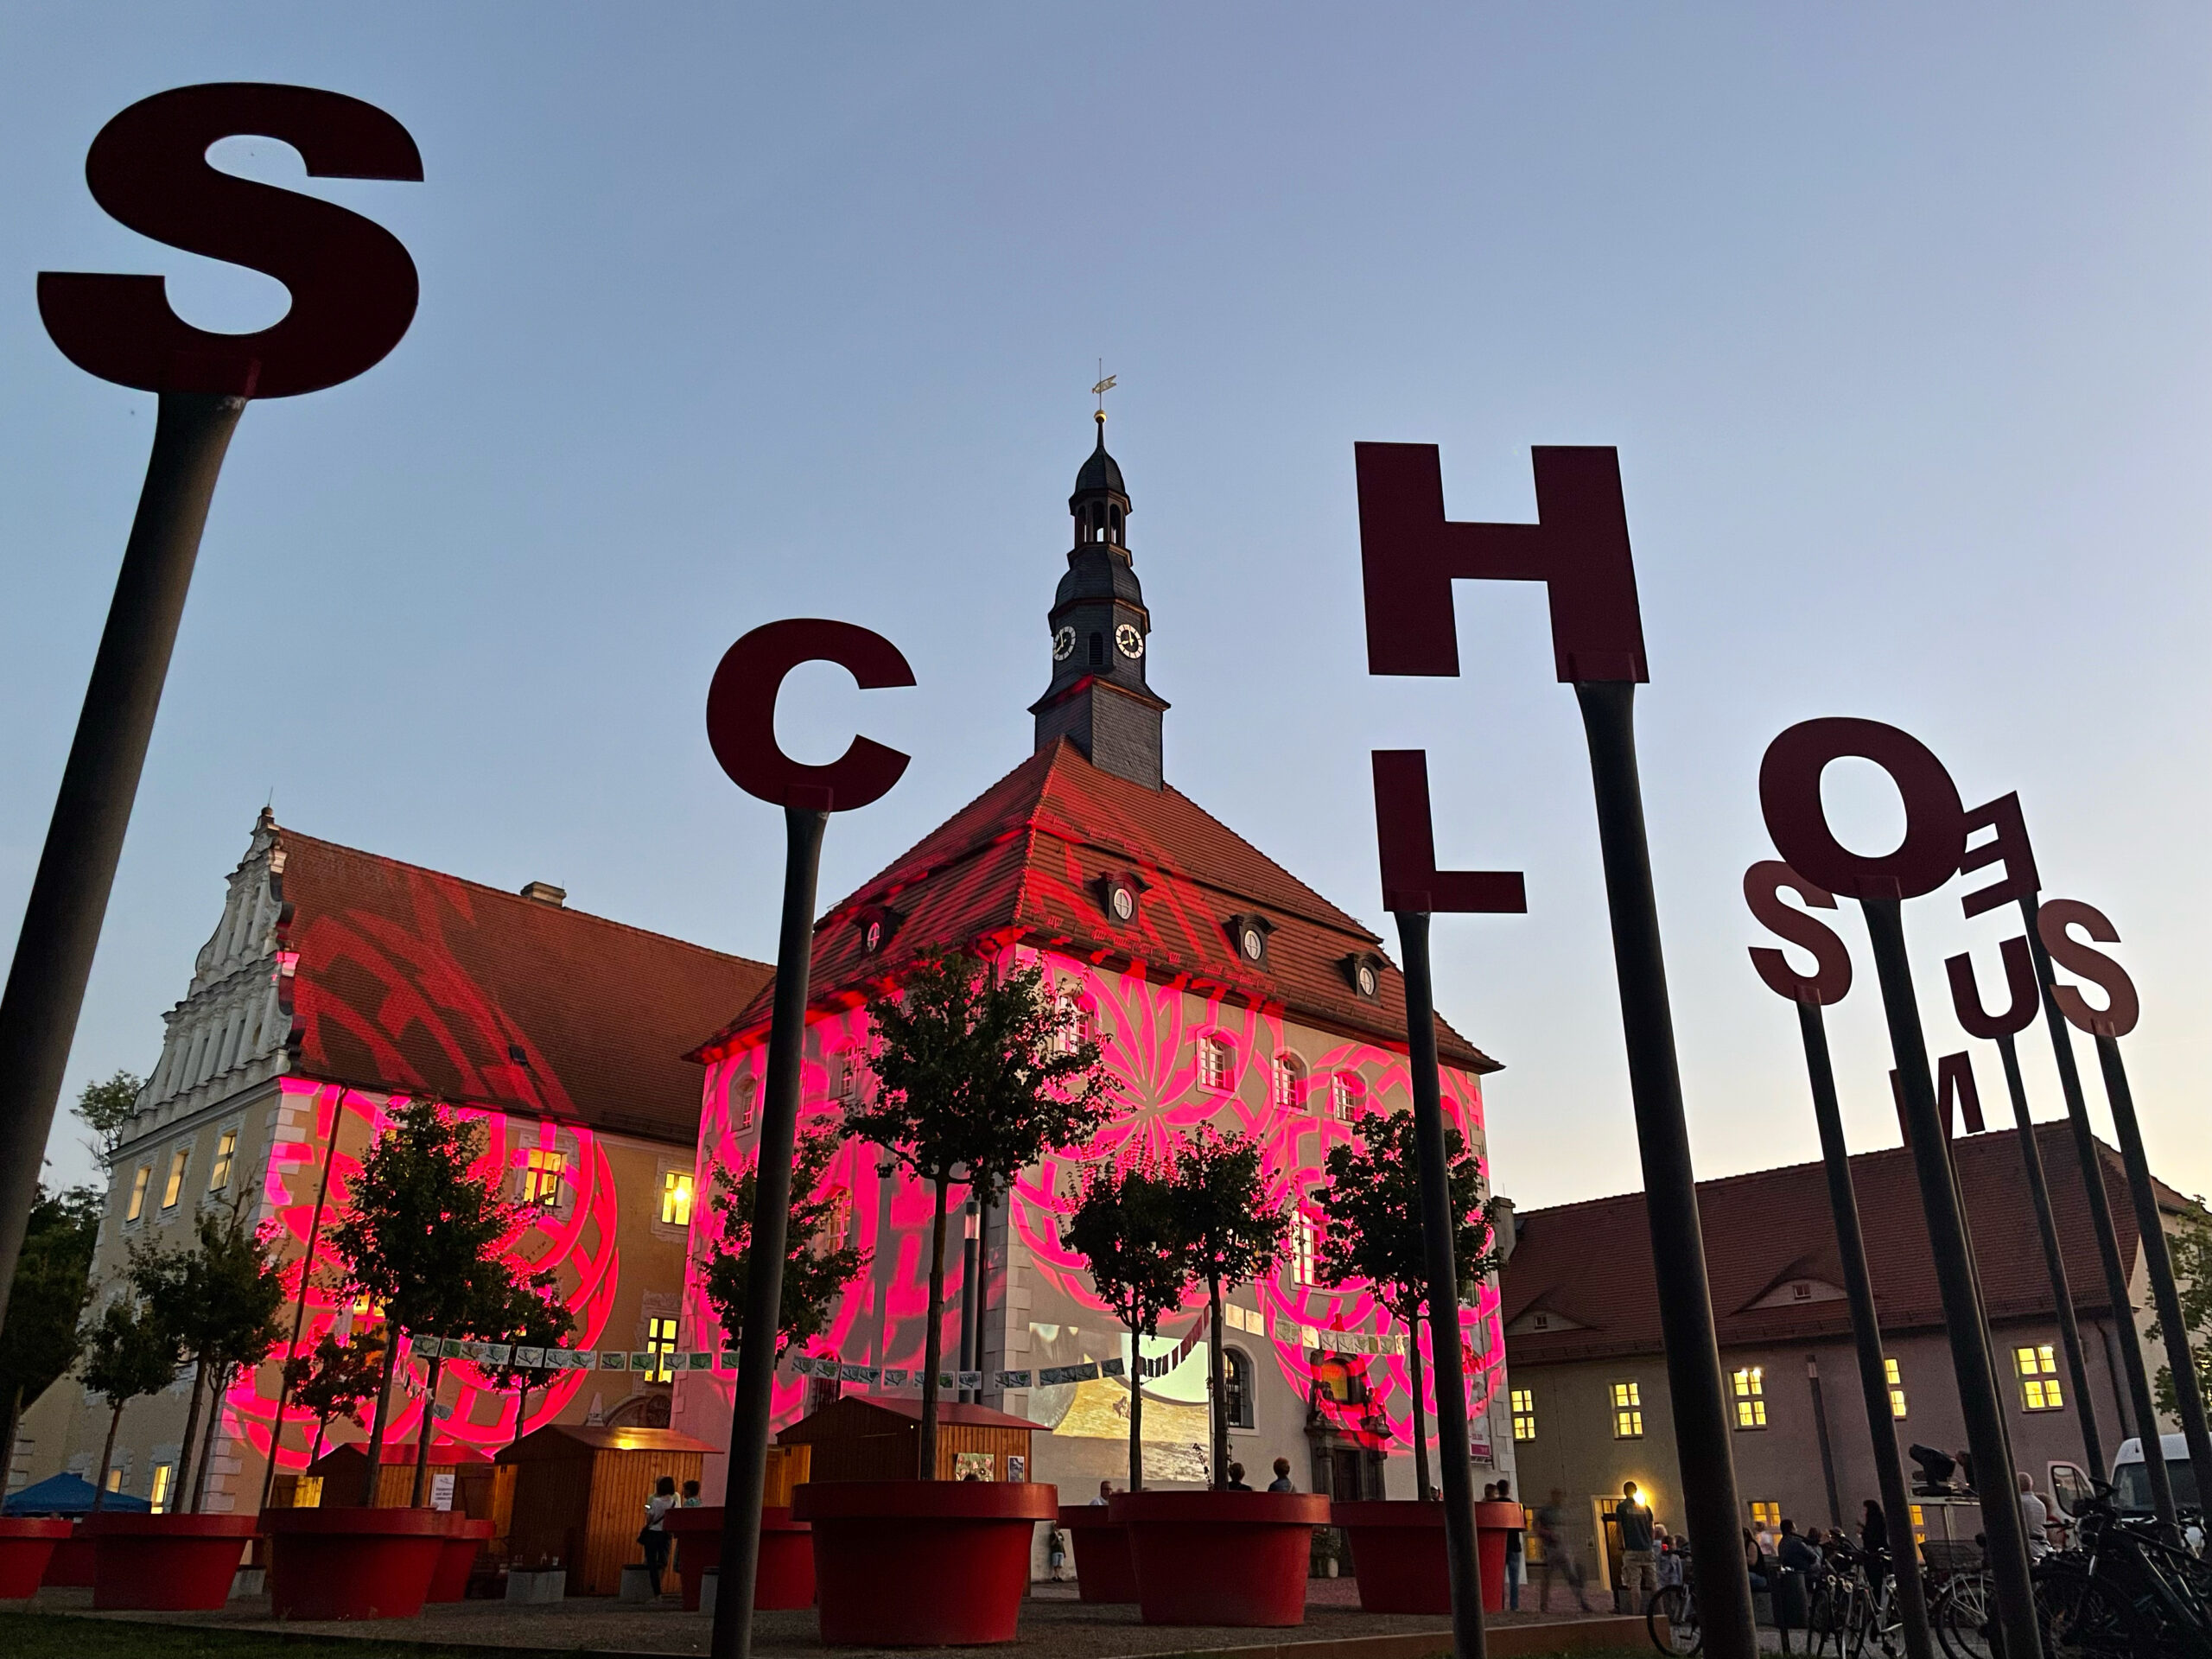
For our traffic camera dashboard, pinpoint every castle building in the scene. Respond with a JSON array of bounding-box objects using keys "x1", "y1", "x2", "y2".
[
  {"x1": 671, "y1": 417, "x2": 1515, "y2": 1509},
  {"x1": 11, "y1": 817, "x2": 769, "y2": 1511}
]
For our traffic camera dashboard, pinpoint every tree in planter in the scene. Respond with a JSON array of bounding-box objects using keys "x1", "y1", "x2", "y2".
[
  {"x1": 130, "y1": 1199, "x2": 288, "y2": 1511},
  {"x1": 474, "y1": 1276, "x2": 575, "y2": 1440},
  {"x1": 327, "y1": 1097, "x2": 543, "y2": 1506},
  {"x1": 702, "y1": 1124, "x2": 869, "y2": 1366},
  {"x1": 79, "y1": 1290, "x2": 182, "y2": 1512},
  {"x1": 1064, "y1": 1154, "x2": 1194, "y2": 1491},
  {"x1": 1313, "y1": 1109, "x2": 1497, "y2": 1501},
  {"x1": 281, "y1": 1330, "x2": 387, "y2": 1476},
  {"x1": 848, "y1": 955, "x2": 1111, "y2": 1478},
  {"x1": 1171, "y1": 1127, "x2": 1291, "y2": 1490},
  {"x1": 0, "y1": 1184, "x2": 101, "y2": 1478}
]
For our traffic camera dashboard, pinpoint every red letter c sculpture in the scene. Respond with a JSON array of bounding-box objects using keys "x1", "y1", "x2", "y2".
[{"x1": 706, "y1": 619, "x2": 915, "y2": 811}]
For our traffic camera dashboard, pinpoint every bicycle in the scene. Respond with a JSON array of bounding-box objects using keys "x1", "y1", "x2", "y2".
[{"x1": 1647, "y1": 1575, "x2": 1700, "y2": 1654}]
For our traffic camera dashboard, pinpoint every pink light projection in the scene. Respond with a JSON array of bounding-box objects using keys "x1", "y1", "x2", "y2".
[
  {"x1": 676, "y1": 944, "x2": 1501, "y2": 1462},
  {"x1": 223, "y1": 1076, "x2": 623, "y2": 1473}
]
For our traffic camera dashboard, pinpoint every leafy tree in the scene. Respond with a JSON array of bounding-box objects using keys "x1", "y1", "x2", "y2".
[
  {"x1": 130, "y1": 1199, "x2": 288, "y2": 1511},
  {"x1": 0, "y1": 1185, "x2": 102, "y2": 1475},
  {"x1": 703, "y1": 1125, "x2": 869, "y2": 1365},
  {"x1": 283, "y1": 1330, "x2": 387, "y2": 1472},
  {"x1": 2150, "y1": 1200, "x2": 2212, "y2": 1419},
  {"x1": 79, "y1": 1291, "x2": 182, "y2": 1512},
  {"x1": 1313, "y1": 1109, "x2": 1497, "y2": 1500},
  {"x1": 1171, "y1": 1128, "x2": 1289, "y2": 1489},
  {"x1": 327, "y1": 1098, "x2": 540, "y2": 1505},
  {"x1": 474, "y1": 1277, "x2": 576, "y2": 1440},
  {"x1": 73, "y1": 1071, "x2": 144, "y2": 1165},
  {"x1": 849, "y1": 955, "x2": 1110, "y2": 1477},
  {"x1": 1064, "y1": 1154, "x2": 1194, "y2": 1491}
]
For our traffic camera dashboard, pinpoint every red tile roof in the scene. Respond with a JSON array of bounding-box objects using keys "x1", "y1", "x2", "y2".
[
  {"x1": 691, "y1": 740, "x2": 1497, "y2": 1074},
  {"x1": 1501, "y1": 1124, "x2": 2187, "y2": 1364},
  {"x1": 271, "y1": 823, "x2": 772, "y2": 1143}
]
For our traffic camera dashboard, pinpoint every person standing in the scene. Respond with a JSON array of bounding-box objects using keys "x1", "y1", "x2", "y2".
[
  {"x1": 1616, "y1": 1481, "x2": 1658, "y2": 1610},
  {"x1": 1226, "y1": 1461, "x2": 1252, "y2": 1491},
  {"x1": 1497, "y1": 1476, "x2": 1525, "y2": 1611},
  {"x1": 2016, "y1": 1471, "x2": 2051, "y2": 1560},
  {"x1": 1267, "y1": 1457, "x2": 1295, "y2": 1493},
  {"x1": 640, "y1": 1474, "x2": 678, "y2": 1595}
]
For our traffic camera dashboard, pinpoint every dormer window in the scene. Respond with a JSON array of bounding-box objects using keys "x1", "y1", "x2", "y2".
[
  {"x1": 1224, "y1": 913, "x2": 1274, "y2": 968},
  {"x1": 1093, "y1": 872, "x2": 1147, "y2": 925},
  {"x1": 853, "y1": 903, "x2": 904, "y2": 957},
  {"x1": 1338, "y1": 953, "x2": 1384, "y2": 1000}
]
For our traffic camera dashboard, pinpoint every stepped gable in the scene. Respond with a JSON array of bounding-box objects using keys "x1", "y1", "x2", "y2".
[
  {"x1": 691, "y1": 738, "x2": 1497, "y2": 1073},
  {"x1": 1499, "y1": 1125, "x2": 2182, "y2": 1365},
  {"x1": 274, "y1": 827, "x2": 772, "y2": 1142}
]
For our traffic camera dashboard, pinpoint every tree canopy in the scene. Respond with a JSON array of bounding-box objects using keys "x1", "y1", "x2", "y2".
[
  {"x1": 73, "y1": 1071, "x2": 144, "y2": 1165},
  {"x1": 704, "y1": 1124, "x2": 868, "y2": 1363},
  {"x1": 1170, "y1": 1127, "x2": 1288, "y2": 1487},
  {"x1": 2150, "y1": 1199, "x2": 2212, "y2": 1419},
  {"x1": 0, "y1": 1185, "x2": 102, "y2": 1432},
  {"x1": 1064, "y1": 1152, "x2": 1194, "y2": 1490}
]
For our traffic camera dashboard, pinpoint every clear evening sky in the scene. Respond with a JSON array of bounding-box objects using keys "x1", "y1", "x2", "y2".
[{"x1": 4, "y1": 7, "x2": 2206, "y2": 1212}]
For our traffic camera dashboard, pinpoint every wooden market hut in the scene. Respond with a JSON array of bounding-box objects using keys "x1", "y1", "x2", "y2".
[
  {"x1": 777, "y1": 1395, "x2": 1035, "y2": 1484},
  {"x1": 496, "y1": 1424, "x2": 714, "y2": 1595},
  {"x1": 301, "y1": 1439, "x2": 496, "y2": 1513}
]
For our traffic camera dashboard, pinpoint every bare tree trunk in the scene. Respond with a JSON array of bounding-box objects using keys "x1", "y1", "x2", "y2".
[
  {"x1": 92, "y1": 1399, "x2": 124, "y2": 1513},
  {"x1": 918, "y1": 1175, "x2": 950, "y2": 1479},
  {"x1": 359, "y1": 1337, "x2": 399, "y2": 1506},
  {"x1": 1208, "y1": 1274, "x2": 1227, "y2": 1490},
  {"x1": 410, "y1": 1351, "x2": 443, "y2": 1506},
  {"x1": 1128, "y1": 1327, "x2": 1146, "y2": 1492},
  {"x1": 188, "y1": 1361, "x2": 229, "y2": 1511},
  {"x1": 308, "y1": 1412, "x2": 328, "y2": 1473},
  {"x1": 514, "y1": 1382, "x2": 530, "y2": 1441},
  {"x1": 1408, "y1": 1311, "x2": 1433, "y2": 1501},
  {"x1": 174, "y1": 1357, "x2": 207, "y2": 1513}
]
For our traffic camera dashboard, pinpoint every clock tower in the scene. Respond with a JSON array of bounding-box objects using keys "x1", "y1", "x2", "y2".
[{"x1": 1029, "y1": 412, "x2": 1170, "y2": 789}]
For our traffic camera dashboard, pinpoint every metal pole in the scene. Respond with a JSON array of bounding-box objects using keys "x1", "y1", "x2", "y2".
[
  {"x1": 2093, "y1": 1034, "x2": 2212, "y2": 1491},
  {"x1": 1572, "y1": 681, "x2": 1757, "y2": 1659},
  {"x1": 0, "y1": 391, "x2": 245, "y2": 1326},
  {"x1": 1394, "y1": 912, "x2": 1485, "y2": 1659},
  {"x1": 710, "y1": 806, "x2": 828, "y2": 1659},
  {"x1": 1794, "y1": 1001, "x2": 1934, "y2": 1659},
  {"x1": 1859, "y1": 899, "x2": 2040, "y2": 1659},
  {"x1": 1993, "y1": 1033, "x2": 2103, "y2": 1479},
  {"x1": 959, "y1": 1200, "x2": 981, "y2": 1405},
  {"x1": 2022, "y1": 898, "x2": 2172, "y2": 1521},
  {"x1": 1804, "y1": 1357, "x2": 1841, "y2": 1534}
]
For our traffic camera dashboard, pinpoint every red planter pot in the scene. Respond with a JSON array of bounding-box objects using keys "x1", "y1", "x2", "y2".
[
  {"x1": 795, "y1": 1480, "x2": 1057, "y2": 1646},
  {"x1": 425, "y1": 1516, "x2": 494, "y2": 1603},
  {"x1": 664, "y1": 1505, "x2": 815, "y2": 1613},
  {"x1": 262, "y1": 1506, "x2": 452, "y2": 1619},
  {"x1": 41, "y1": 1522, "x2": 96, "y2": 1587},
  {"x1": 1113, "y1": 1490, "x2": 1328, "y2": 1627},
  {"x1": 1333, "y1": 1500, "x2": 1450, "y2": 1613},
  {"x1": 0, "y1": 1518, "x2": 71, "y2": 1601},
  {"x1": 1473, "y1": 1500, "x2": 1520, "y2": 1614},
  {"x1": 1055, "y1": 1505, "x2": 1136, "y2": 1603},
  {"x1": 83, "y1": 1513, "x2": 260, "y2": 1611}
]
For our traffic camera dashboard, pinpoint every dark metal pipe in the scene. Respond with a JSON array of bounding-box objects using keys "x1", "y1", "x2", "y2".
[
  {"x1": 960, "y1": 1200, "x2": 982, "y2": 1404},
  {"x1": 0, "y1": 392, "x2": 245, "y2": 1327},
  {"x1": 1395, "y1": 911, "x2": 1486, "y2": 1659},
  {"x1": 1804, "y1": 1356, "x2": 1841, "y2": 1534},
  {"x1": 1794, "y1": 1001, "x2": 1933, "y2": 1659},
  {"x1": 710, "y1": 806, "x2": 828, "y2": 1659},
  {"x1": 1859, "y1": 899, "x2": 2039, "y2": 1659},
  {"x1": 1993, "y1": 1033, "x2": 2102, "y2": 1479},
  {"x1": 1573, "y1": 681, "x2": 1757, "y2": 1659},
  {"x1": 2021, "y1": 897, "x2": 2171, "y2": 1521}
]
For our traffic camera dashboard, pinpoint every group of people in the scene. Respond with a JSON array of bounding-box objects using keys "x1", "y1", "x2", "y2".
[{"x1": 635, "y1": 1475, "x2": 703, "y2": 1597}]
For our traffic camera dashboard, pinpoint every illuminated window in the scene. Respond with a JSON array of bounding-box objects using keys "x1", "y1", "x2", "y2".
[
  {"x1": 645, "y1": 1316, "x2": 680, "y2": 1382},
  {"x1": 1271, "y1": 1054, "x2": 1305, "y2": 1111},
  {"x1": 2017, "y1": 1344, "x2": 2063, "y2": 1410},
  {"x1": 207, "y1": 1128, "x2": 238, "y2": 1192},
  {"x1": 1611, "y1": 1381, "x2": 1643, "y2": 1439},
  {"x1": 1294, "y1": 1211, "x2": 1319, "y2": 1285},
  {"x1": 1751, "y1": 1501, "x2": 1781, "y2": 1533},
  {"x1": 1733, "y1": 1366, "x2": 1767, "y2": 1429},
  {"x1": 1511, "y1": 1388, "x2": 1536, "y2": 1442},
  {"x1": 126, "y1": 1166, "x2": 151, "y2": 1223},
  {"x1": 1908, "y1": 1503, "x2": 1926, "y2": 1543},
  {"x1": 1198, "y1": 1036, "x2": 1232, "y2": 1091},
  {"x1": 1885, "y1": 1357, "x2": 1908, "y2": 1419},
  {"x1": 294, "y1": 1475, "x2": 325, "y2": 1508},
  {"x1": 161, "y1": 1148, "x2": 189, "y2": 1210},
  {"x1": 104, "y1": 1466, "x2": 123, "y2": 1493},
  {"x1": 149, "y1": 1463, "x2": 174, "y2": 1514},
  {"x1": 522, "y1": 1147, "x2": 564, "y2": 1209},
  {"x1": 660, "y1": 1171, "x2": 694, "y2": 1226}
]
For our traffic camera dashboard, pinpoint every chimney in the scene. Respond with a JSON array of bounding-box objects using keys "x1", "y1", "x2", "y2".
[{"x1": 519, "y1": 881, "x2": 567, "y2": 907}]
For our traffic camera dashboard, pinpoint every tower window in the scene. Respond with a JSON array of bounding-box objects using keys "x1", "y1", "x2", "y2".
[
  {"x1": 1088, "y1": 632, "x2": 1104, "y2": 667},
  {"x1": 1109, "y1": 505, "x2": 1122, "y2": 543}
]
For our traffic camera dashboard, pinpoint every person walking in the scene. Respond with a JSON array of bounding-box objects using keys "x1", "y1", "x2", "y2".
[
  {"x1": 1535, "y1": 1488, "x2": 1593, "y2": 1613},
  {"x1": 1616, "y1": 1481, "x2": 1658, "y2": 1611},
  {"x1": 639, "y1": 1474, "x2": 678, "y2": 1596},
  {"x1": 1497, "y1": 1476, "x2": 1525, "y2": 1611},
  {"x1": 1267, "y1": 1457, "x2": 1295, "y2": 1492}
]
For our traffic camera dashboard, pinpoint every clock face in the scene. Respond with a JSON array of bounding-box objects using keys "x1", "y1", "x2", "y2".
[
  {"x1": 1115, "y1": 623, "x2": 1144, "y2": 659},
  {"x1": 1110, "y1": 886, "x2": 1135, "y2": 921},
  {"x1": 1356, "y1": 963, "x2": 1377, "y2": 997},
  {"x1": 1052, "y1": 626, "x2": 1075, "y2": 662}
]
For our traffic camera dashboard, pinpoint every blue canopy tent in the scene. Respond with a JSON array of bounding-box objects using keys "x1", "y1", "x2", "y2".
[{"x1": 3, "y1": 1471, "x2": 149, "y2": 1515}]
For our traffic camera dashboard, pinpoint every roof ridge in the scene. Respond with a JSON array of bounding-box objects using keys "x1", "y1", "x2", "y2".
[{"x1": 274, "y1": 825, "x2": 771, "y2": 971}]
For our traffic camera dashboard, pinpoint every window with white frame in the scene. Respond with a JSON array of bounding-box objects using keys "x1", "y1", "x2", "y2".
[
  {"x1": 1271, "y1": 1054, "x2": 1304, "y2": 1111},
  {"x1": 1294, "y1": 1209, "x2": 1319, "y2": 1285},
  {"x1": 207, "y1": 1128, "x2": 238, "y2": 1193},
  {"x1": 736, "y1": 1073, "x2": 758, "y2": 1131},
  {"x1": 521, "y1": 1147, "x2": 564, "y2": 1209},
  {"x1": 1327, "y1": 1072, "x2": 1359, "y2": 1121},
  {"x1": 645, "y1": 1316, "x2": 680, "y2": 1382},
  {"x1": 126, "y1": 1165, "x2": 152, "y2": 1223},
  {"x1": 1198, "y1": 1035, "x2": 1233, "y2": 1091},
  {"x1": 161, "y1": 1147, "x2": 189, "y2": 1210},
  {"x1": 659, "y1": 1171, "x2": 694, "y2": 1227}
]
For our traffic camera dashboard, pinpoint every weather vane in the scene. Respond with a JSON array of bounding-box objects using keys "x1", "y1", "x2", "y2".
[{"x1": 1092, "y1": 360, "x2": 1116, "y2": 422}]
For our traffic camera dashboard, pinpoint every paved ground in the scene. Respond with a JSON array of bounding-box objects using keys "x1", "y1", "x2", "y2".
[{"x1": 29, "y1": 1581, "x2": 1640, "y2": 1658}]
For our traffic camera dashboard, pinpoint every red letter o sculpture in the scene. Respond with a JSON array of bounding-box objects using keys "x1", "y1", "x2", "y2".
[{"x1": 1758, "y1": 718, "x2": 1966, "y2": 902}]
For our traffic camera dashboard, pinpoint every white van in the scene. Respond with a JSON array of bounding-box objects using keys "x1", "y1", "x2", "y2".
[{"x1": 2110, "y1": 1434, "x2": 2200, "y2": 1517}]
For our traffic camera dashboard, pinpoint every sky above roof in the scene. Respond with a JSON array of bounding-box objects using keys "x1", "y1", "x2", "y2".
[{"x1": 4, "y1": 7, "x2": 2208, "y2": 1211}]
